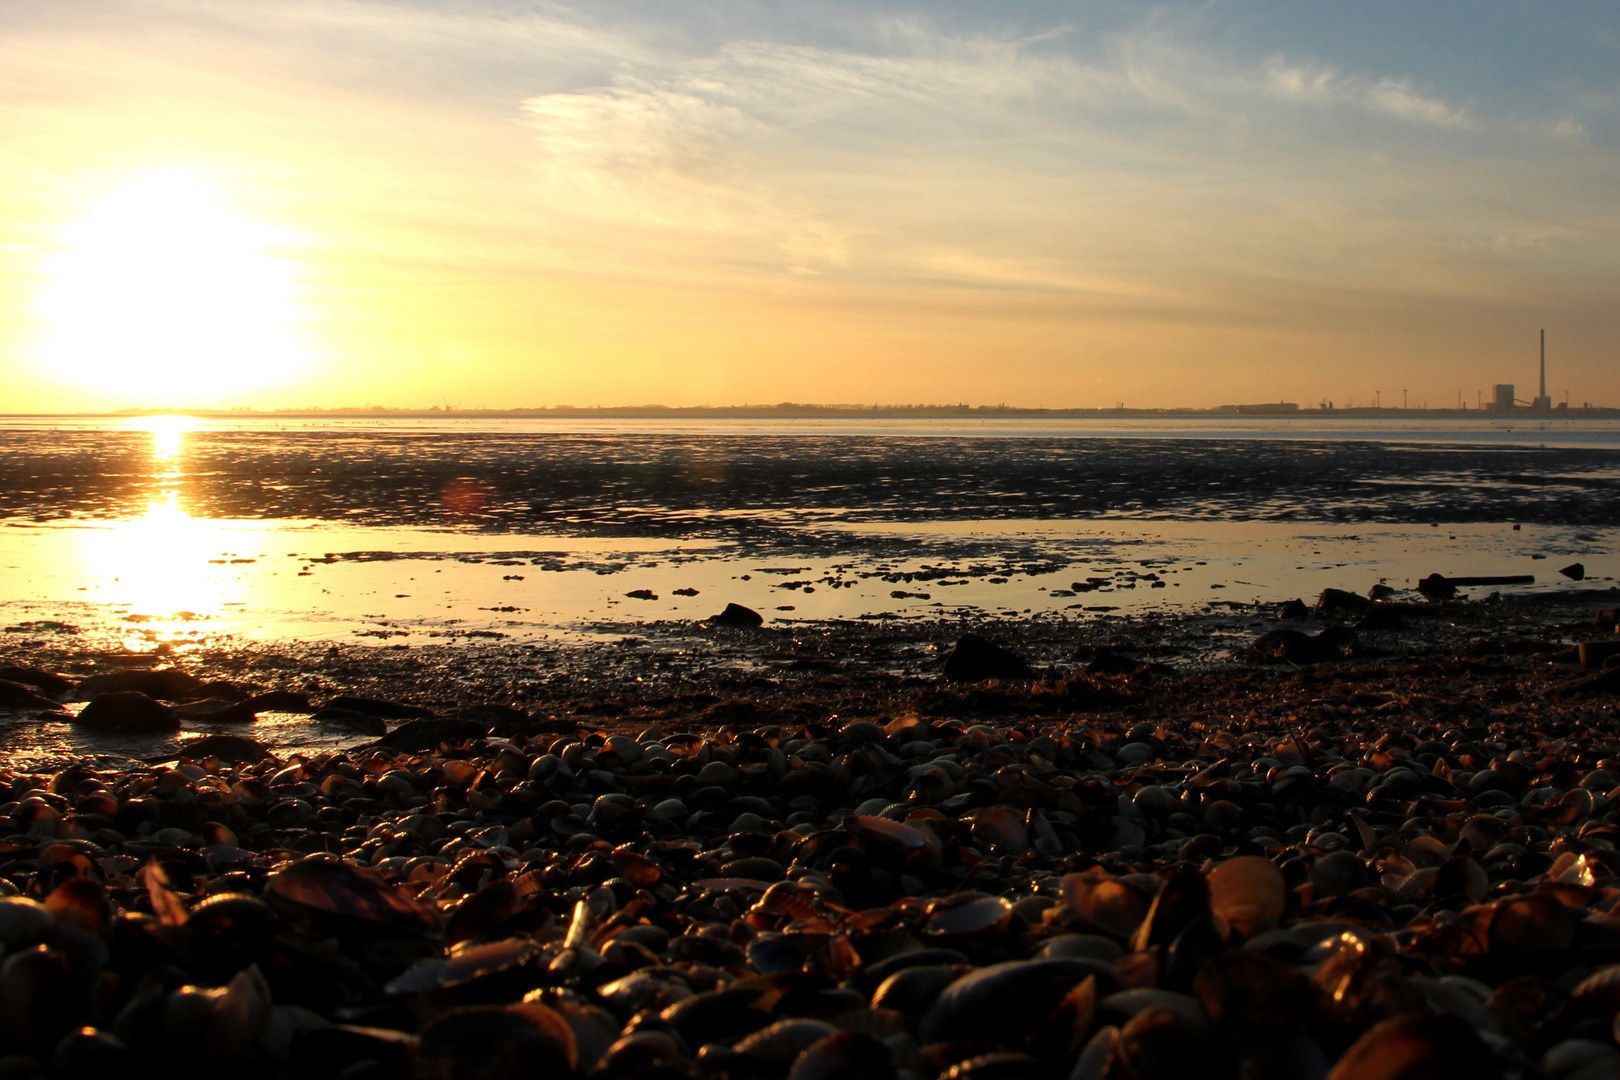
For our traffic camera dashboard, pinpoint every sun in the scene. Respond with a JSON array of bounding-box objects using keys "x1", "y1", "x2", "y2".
[{"x1": 33, "y1": 172, "x2": 310, "y2": 402}]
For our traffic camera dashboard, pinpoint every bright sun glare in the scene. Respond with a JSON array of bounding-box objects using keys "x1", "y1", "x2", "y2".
[{"x1": 34, "y1": 172, "x2": 308, "y2": 402}]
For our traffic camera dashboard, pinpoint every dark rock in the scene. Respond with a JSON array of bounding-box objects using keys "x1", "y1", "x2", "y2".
[
  {"x1": 625, "y1": 589, "x2": 659, "y2": 601},
  {"x1": 708, "y1": 603, "x2": 764, "y2": 628},
  {"x1": 1561, "y1": 562, "x2": 1586, "y2": 581},
  {"x1": 323, "y1": 695, "x2": 435, "y2": 719},
  {"x1": 243, "y1": 690, "x2": 315, "y2": 712},
  {"x1": 0, "y1": 680, "x2": 64, "y2": 712},
  {"x1": 369, "y1": 716, "x2": 490, "y2": 752},
  {"x1": 1248, "y1": 629, "x2": 1342, "y2": 664},
  {"x1": 1368, "y1": 583, "x2": 1397, "y2": 601},
  {"x1": 169, "y1": 698, "x2": 258, "y2": 723},
  {"x1": 310, "y1": 707, "x2": 388, "y2": 735},
  {"x1": 459, "y1": 704, "x2": 529, "y2": 728},
  {"x1": 1087, "y1": 650, "x2": 1145, "y2": 676},
  {"x1": 72, "y1": 691, "x2": 180, "y2": 733},
  {"x1": 673, "y1": 587, "x2": 700, "y2": 596},
  {"x1": 70, "y1": 668, "x2": 201, "y2": 702},
  {"x1": 1417, "y1": 573, "x2": 1458, "y2": 600},
  {"x1": 1355, "y1": 607, "x2": 1406, "y2": 632},
  {"x1": 0, "y1": 666, "x2": 73, "y2": 697},
  {"x1": 1316, "y1": 588, "x2": 1374, "y2": 613},
  {"x1": 193, "y1": 680, "x2": 249, "y2": 701},
  {"x1": 943, "y1": 634, "x2": 1034, "y2": 682},
  {"x1": 179, "y1": 733, "x2": 274, "y2": 764},
  {"x1": 1276, "y1": 599, "x2": 1309, "y2": 620}
]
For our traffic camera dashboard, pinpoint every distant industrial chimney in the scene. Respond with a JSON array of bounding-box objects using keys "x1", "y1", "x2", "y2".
[{"x1": 1532, "y1": 329, "x2": 1552, "y2": 411}]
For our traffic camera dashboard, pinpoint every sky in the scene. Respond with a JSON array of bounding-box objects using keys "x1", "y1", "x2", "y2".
[{"x1": 1, "y1": 0, "x2": 1618, "y2": 412}]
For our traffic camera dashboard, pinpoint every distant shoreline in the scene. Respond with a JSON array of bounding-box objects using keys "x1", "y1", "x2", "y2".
[{"x1": 7, "y1": 404, "x2": 1620, "y2": 420}]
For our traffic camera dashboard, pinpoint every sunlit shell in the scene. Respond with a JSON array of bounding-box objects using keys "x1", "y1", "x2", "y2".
[
  {"x1": 386, "y1": 937, "x2": 539, "y2": 994},
  {"x1": 850, "y1": 815, "x2": 928, "y2": 850},
  {"x1": 753, "y1": 880, "x2": 820, "y2": 921},
  {"x1": 735, "y1": 1019, "x2": 839, "y2": 1062},
  {"x1": 926, "y1": 896, "x2": 1011, "y2": 936},
  {"x1": 266, "y1": 856, "x2": 441, "y2": 936},
  {"x1": 970, "y1": 807, "x2": 1029, "y2": 853},
  {"x1": 609, "y1": 849, "x2": 661, "y2": 887},
  {"x1": 1207, "y1": 856, "x2": 1285, "y2": 936},
  {"x1": 1061, "y1": 873, "x2": 1149, "y2": 941},
  {"x1": 1403, "y1": 835, "x2": 1452, "y2": 868}
]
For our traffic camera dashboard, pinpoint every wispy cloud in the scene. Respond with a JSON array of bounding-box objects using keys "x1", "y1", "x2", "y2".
[{"x1": 519, "y1": 20, "x2": 1607, "y2": 309}]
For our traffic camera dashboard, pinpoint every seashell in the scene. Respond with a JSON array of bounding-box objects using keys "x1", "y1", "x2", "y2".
[
  {"x1": 1116, "y1": 1004, "x2": 1211, "y2": 1079},
  {"x1": 609, "y1": 849, "x2": 661, "y2": 887},
  {"x1": 661, "y1": 986, "x2": 774, "y2": 1048},
  {"x1": 854, "y1": 948, "x2": 971, "y2": 994},
  {"x1": 788, "y1": 1030, "x2": 895, "y2": 1080},
  {"x1": 970, "y1": 807, "x2": 1029, "y2": 853},
  {"x1": 1070, "y1": 1025, "x2": 1117, "y2": 1080},
  {"x1": 870, "y1": 964, "x2": 972, "y2": 1016},
  {"x1": 1403, "y1": 834, "x2": 1453, "y2": 868},
  {"x1": 1323, "y1": 1011, "x2": 1501, "y2": 1080},
  {"x1": 0, "y1": 897, "x2": 54, "y2": 948},
  {"x1": 753, "y1": 880, "x2": 820, "y2": 921},
  {"x1": 1486, "y1": 976, "x2": 1568, "y2": 1047},
  {"x1": 1037, "y1": 934, "x2": 1123, "y2": 963},
  {"x1": 1308, "y1": 851, "x2": 1370, "y2": 900},
  {"x1": 748, "y1": 933, "x2": 832, "y2": 975},
  {"x1": 0, "y1": 945, "x2": 77, "y2": 1050},
  {"x1": 266, "y1": 855, "x2": 442, "y2": 937},
  {"x1": 735, "y1": 1019, "x2": 840, "y2": 1062},
  {"x1": 200, "y1": 964, "x2": 274, "y2": 1057},
  {"x1": 927, "y1": 896, "x2": 1011, "y2": 936},
  {"x1": 1207, "y1": 856, "x2": 1286, "y2": 938},
  {"x1": 1130, "y1": 865, "x2": 1210, "y2": 952},
  {"x1": 850, "y1": 815, "x2": 929, "y2": 850},
  {"x1": 52, "y1": 1027, "x2": 126, "y2": 1075},
  {"x1": 939, "y1": 1051, "x2": 1053, "y2": 1080},
  {"x1": 597, "y1": 970, "x2": 694, "y2": 1017},
  {"x1": 386, "y1": 937, "x2": 539, "y2": 994},
  {"x1": 1060, "y1": 873, "x2": 1149, "y2": 941},
  {"x1": 919, "y1": 958, "x2": 1121, "y2": 1046},
  {"x1": 691, "y1": 877, "x2": 772, "y2": 894},
  {"x1": 1099, "y1": 988, "x2": 1205, "y2": 1026},
  {"x1": 597, "y1": 1030, "x2": 689, "y2": 1074},
  {"x1": 1431, "y1": 856, "x2": 1488, "y2": 902},
  {"x1": 1132, "y1": 785, "x2": 1178, "y2": 819},
  {"x1": 417, "y1": 1003, "x2": 577, "y2": 1079},
  {"x1": 722, "y1": 856, "x2": 785, "y2": 880},
  {"x1": 1489, "y1": 894, "x2": 1575, "y2": 954},
  {"x1": 1543, "y1": 1038, "x2": 1620, "y2": 1080}
]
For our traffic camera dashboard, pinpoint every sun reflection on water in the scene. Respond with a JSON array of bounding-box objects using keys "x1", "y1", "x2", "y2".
[
  {"x1": 83, "y1": 417, "x2": 254, "y2": 647},
  {"x1": 128, "y1": 414, "x2": 197, "y2": 461}
]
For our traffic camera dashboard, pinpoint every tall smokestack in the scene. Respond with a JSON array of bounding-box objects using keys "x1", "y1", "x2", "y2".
[{"x1": 1541, "y1": 329, "x2": 1546, "y2": 400}]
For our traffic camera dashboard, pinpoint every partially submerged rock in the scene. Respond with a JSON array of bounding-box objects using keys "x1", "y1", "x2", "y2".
[
  {"x1": 72, "y1": 690, "x2": 180, "y2": 733},
  {"x1": 70, "y1": 667, "x2": 201, "y2": 702},
  {"x1": 943, "y1": 634, "x2": 1034, "y2": 682},
  {"x1": 708, "y1": 603, "x2": 764, "y2": 628}
]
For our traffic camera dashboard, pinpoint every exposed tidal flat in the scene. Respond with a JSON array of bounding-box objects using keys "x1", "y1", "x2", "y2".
[{"x1": 2, "y1": 419, "x2": 1620, "y2": 1077}]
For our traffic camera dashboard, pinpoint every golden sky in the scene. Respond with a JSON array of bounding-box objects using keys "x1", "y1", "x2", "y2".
[{"x1": 2, "y1": 1, "x2": 1618, "y2": 411}]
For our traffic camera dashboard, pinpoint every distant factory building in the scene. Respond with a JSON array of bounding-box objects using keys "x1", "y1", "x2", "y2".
[
  {"x1": 1488, "y1": 331, "x2": 1558, "y2": 414},
  {"x1": 1216, "y1": 402, "x2": 1300, "y2": 414}
]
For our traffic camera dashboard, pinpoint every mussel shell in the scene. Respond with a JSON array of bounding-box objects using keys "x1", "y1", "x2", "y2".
[
  {"x1": 266, "y1": 856, "x2": 441, "y2": 937},
  {"x1": 919, "y1": 958, "x2": 1121, "y2": 1046}
]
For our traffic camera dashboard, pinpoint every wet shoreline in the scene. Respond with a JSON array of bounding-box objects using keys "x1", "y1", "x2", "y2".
[{"x1": 1, "y1": 588, "x2": 1619, "y2": 1076}]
